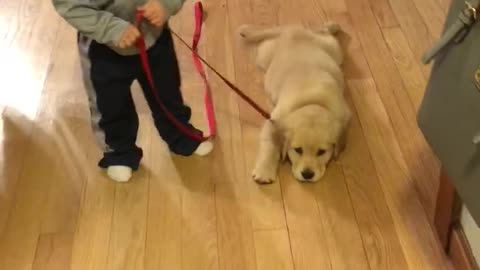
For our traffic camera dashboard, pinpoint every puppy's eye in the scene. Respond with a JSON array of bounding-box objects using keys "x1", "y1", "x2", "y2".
[
  {"x1": 294, "y1": 147, "x2": 303, "y2": 155},
  {"x1": 317, "y1": 149, "x2": 326, "y2": 156}
]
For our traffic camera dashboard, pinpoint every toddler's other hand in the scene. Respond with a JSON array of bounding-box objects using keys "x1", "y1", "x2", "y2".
[
  {"x1": 138, "y1": 0, "x2": 168, "y2": 28},
  {"x1": 117, "y1": 25, "x2": 141, "y2": 49}
]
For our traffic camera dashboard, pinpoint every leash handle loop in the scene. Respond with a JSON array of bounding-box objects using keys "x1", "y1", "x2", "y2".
[{"x1": 192, "y1": 2, "x2": 217, "y2": 138}]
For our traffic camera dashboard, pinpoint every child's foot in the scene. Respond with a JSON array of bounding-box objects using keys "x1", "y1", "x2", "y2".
[
  {"x1": 194, "y1": 140, "x2": 214, "y2": 156},
  {"x1": 107, "y1": 165, "x2": 132, "y2": 182}
]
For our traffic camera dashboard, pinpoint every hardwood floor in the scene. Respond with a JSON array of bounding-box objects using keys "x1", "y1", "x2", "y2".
[{"x1": 0, "y1": 0, "x2": 453, "y2": 269}]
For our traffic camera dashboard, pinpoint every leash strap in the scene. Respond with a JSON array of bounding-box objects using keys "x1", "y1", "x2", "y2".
[
  {"x1": 170, "y1": 26, "x2": 271, "y2": 119},
  {"x1": 135, "y1": 2, "x2": 214, "y2": 142},
  {"x1": 191, "y1": 2, "x2": 216, "y2": 137},
  {"x1": 422, "y1": 0, "x2": 479, "y2": 64}
]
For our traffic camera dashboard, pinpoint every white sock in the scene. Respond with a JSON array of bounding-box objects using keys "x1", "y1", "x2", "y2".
[
  {"x1": 107, "y1": 165, "x2": 133, "y2": 182},
  {"x1": 194, "y1": 140, "x2": 214, "y2": 156}
]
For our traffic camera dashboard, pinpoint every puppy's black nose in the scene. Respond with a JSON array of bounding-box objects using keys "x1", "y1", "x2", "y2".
[{"x1": 301, "y1": 169, "x2": 315, "y2": 180}]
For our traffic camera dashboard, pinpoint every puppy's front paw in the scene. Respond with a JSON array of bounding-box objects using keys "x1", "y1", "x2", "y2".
[{"x1": 252, "y1": 165, "x2": 277, "y2": 185}]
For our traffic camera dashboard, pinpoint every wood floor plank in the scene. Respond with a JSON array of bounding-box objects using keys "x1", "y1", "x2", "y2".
[
  {"x1": 341, "y1": 92, "x2": 410, "y2": 270},
  {"x1": 327, "y1": 13, "x2": 372, "y2": 79},
  {"x1": 167, "y1": 7, "x2": 221, "y2": 269},
  {"x1": 387, "y1": 0, "x2": 436, "y2": 78},
  {"x1": 318, "y1": 0, "x2": 347, "y2": 13},
  {"x1": 32, "y1": 233, "x2": 74, "y2": 270},
  {"x1": 280, "y1": 168, "x2": 332, "y2": 270},
  {"x1": 217, "y1": 1, "x2": 292, "y2": 269},
  {"x1": 201, "y1": 2, "x2": 257, "y2": 269},
  {"x1": 227, "y1": 0, "x2": 272, "y2": 124},
  {"x1": 0, "y1": 0, "x2": 60, "y2": 237},
  {"x1": 0, "y1": 3, "x2": 62, "y2": 266},
  {"x1": 202, "y1": 0, "x2": 246, "y2": 185},
  {"x1": 0, "y1": 109, "x2": 33, "y2": 234},
  {"x1": 40, "y1": 117, "x2": 87, "y2": 235},
  {"x1": 410, "y1": 0, "x2": 447, "y2": 38},
  {"x1": 174, "y1": 147, "x2": 219, "y2": 270},
  {"x1": 438, "y1": 0, "x2": 452, "y2": 14},
  {"x1": 145, "y1": 4, "x2": 219, "y2": 268},
  {"x1": 276, "y1": 0, "x2": 328, "y2": 25},
  {"x1": 39, "y1": 23, "x2": 85, "y2": 235},
  {"x1": 321, "y1": 10, "x2": 411, "y2": 270},
  {"x1": 0, "y1": 127, "x2": 59, "y2": 270},
  {"x1": 215, "y1": 182, "x2": 257, "y2": 270},
  {"x1": 251, "y1": 0, "x2": 280, "y2": 26},
  {"x1": 144, "y1": 139, "x2": 182, "y2": 270},
  {"x1": 368, "y1": 0, "x2": 399, "y2": 27},
  {"x1": 0, "y1": 96, "x2": 79, "y2": 270},
  {"x1": 0, "y1": 0, "x2": 60, "y2": 119},
  {"x1": 242, "y1": 124, "x2": 287, "y2": 231},
  {"x1": 346, "y1": 0, "x2": 440, "y2": 223},
  {"x1": 314, "y1": 164, "x2": 370, "y2": 270},
  {"x1": 382, "y1": 26, "x2": 428, "y2": 110},
  {"x1": 230, "y1": 0, "x2": 287, "y2": 231},
  {"x1": 107, "y1": 113, "x2": 150, "y2": 270},
  {"x1": 67, "y1": 89, "x2": 118, "y2": 269},
  {"x1": 253, "y1": 229, "x2": 295, "y2": 270},
  {"x1": 348, "y1": 78, "x2": 447, "y2": 270},
  {"x1": 179, "y1": 158, "x2": 219, "y2": 270},
  {"x1": 69, "y1": 163, "x2": 116, "y2": 270}
]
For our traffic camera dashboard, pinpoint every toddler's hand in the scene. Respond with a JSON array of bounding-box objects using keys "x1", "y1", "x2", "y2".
[
  {"x1": 138, "y1": 0, "x2": 168, "y2": 28},
  {"x1": 117, "y1": 25, "x2": 141, "y2": 49}
]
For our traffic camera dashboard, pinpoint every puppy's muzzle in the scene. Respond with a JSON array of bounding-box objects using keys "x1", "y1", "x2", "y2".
[{"x1": 301, "y1": 168, "x2": 315, "y2": 180}]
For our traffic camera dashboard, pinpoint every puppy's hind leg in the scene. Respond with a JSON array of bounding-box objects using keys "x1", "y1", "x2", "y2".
[
  {"x1": 238, "y1": 25, "x2": 284, "y2": 44},
  {"x1": 312, "y1": 22, "x2": 342, "y2": 35},
  {"x1": 255, "y1": 39, "x2": 277, "y2": 71},
  {"x1": 237, "y1": 25, "x2": 282, "y2": 70},
  {"x1": 311, "y1": 22, "x2": 344, "y2": 65},
  {"x1": 252, "y1": 121, "x2": 281, "y2": 184}
]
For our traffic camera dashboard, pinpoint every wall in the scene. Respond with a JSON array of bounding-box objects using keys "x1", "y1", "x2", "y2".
[{"x1": 460, "y1": 205, "x2": 480, "y2": 265}]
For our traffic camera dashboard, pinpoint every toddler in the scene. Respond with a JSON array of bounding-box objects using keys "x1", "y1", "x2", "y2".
[{"x1": 53, "y1": 0, "x2": 213, "y2": 182}]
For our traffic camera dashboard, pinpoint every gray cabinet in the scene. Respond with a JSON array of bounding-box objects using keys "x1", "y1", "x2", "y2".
[{"x1": 418, "y1": 0, "x2": 480, "y2": 225}]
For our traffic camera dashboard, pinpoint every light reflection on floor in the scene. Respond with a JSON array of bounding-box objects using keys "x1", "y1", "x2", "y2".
[{"x1": 0, "y1": 46, "x2": 43, "y2": 119}]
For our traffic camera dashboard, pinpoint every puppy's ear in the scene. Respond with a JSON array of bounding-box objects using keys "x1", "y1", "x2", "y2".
[
  {"x1": 269, "y1": 119, "x2": 290, "y2": 161},
  {"x1": 332, "y1": 125, "x2": 347, "y2": 160}
]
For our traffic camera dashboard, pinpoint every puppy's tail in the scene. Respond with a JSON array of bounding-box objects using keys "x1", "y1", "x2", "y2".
[{"x1": 238, "y1": 25, "x2": 283, "y2": 44}]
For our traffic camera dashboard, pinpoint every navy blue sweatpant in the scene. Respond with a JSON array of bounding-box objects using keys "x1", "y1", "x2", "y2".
[{"x1": 78, "y1": 27, "x2": 202, "y2": 170}]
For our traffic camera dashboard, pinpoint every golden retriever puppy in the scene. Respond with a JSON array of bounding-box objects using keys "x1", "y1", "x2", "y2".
[{"x1": 238, "y1": 23, "x2": 351, "y2": 184}]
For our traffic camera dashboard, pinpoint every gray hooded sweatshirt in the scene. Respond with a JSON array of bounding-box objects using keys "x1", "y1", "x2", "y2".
[{"x1": 52, "y1": 0, "x2": 186, "y2": 55}]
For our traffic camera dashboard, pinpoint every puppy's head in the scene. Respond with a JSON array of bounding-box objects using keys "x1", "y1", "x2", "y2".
[{"x1": 272, "y1": 105, "x2": 340, "y2": 182}]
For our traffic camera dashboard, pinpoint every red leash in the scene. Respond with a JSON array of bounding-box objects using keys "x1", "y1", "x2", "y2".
[
  {"x1": 136, "y1": 2, "x2": 269, "y2": 143},
  {"x1": 169, "y1": 3, "x2": 270, "y2": 120}
]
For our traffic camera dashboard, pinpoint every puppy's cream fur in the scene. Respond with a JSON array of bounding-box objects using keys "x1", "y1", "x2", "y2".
[{"x1": 239, "y1": 23, "x2": 351, "y2": 184}]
